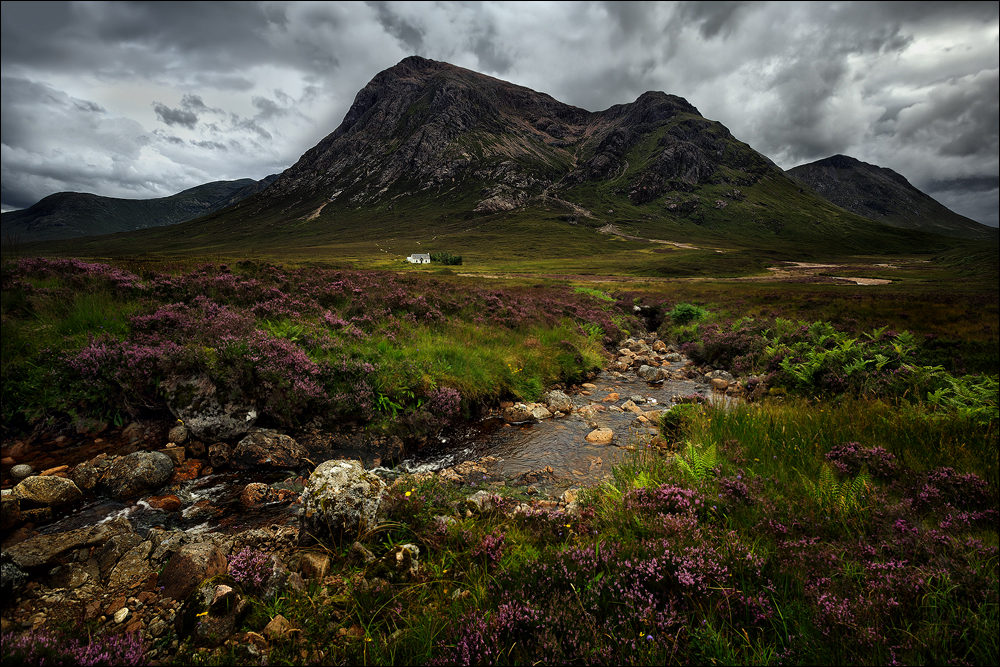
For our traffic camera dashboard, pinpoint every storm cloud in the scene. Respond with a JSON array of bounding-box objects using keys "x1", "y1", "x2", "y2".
[{"x1": 2, "y1": 1, "x2": 997, "y2": 226}]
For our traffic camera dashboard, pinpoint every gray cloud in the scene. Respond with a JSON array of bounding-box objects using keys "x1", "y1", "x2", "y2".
[{"x1": 1, "y1": 1, "x2": 996, "y2": 227}]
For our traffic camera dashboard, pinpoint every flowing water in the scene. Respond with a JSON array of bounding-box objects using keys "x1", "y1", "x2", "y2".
[{"x1": 11, "y1": 359, "x2": 727, "y2": 537}]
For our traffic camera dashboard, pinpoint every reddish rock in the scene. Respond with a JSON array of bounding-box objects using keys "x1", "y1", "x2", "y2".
[
  {"x1": 40, "y1": 465, "x2": 69, "y2": 476},
  {"x1": 147, "y1": 495, "x2": 183, "y2": 512},
  {"x1": 169, "y1": 459, "x2": 204, "y2": 483},
  {"x1": 1, "y1": 456, "x2": 16, "y2": 467},
  {"x1": 6, "y1": 441, "x2": 32, "y2": 460},
  {"x1": 602, "y1": 392, "x2": 620, "y2": 402},
  {"x1": 240, "y1": 483, "x2": 278, "y2": 508}
]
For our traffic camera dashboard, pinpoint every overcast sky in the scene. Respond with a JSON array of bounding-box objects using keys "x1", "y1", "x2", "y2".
[{"x1": 2, "y1": 1, "x2": 997, "y2": 226}]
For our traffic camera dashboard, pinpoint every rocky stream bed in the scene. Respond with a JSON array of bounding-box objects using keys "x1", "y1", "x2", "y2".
[{"x1": 0, "y1": 336, "x2": 751, "y2": 663}]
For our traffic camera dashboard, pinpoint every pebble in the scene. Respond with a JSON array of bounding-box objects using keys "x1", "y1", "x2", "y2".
[
  {"x1": 10, "y1": 464, "x2": 33, "y2": 480},
  {"x1": 114, "y1": 607, "x2": 130, "y2": 624}
]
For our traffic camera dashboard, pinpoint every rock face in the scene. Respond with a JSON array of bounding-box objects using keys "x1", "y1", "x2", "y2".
[
  {"x1": 98, "y1": 451, "x2": 174, "y2": 499},
  {"x1": 161, "y1": 374, "x2": 258, "y2": 441},
  {"x1": 12, "y1": 475, "x2": 83, "y2": 507},
  {"x1": 299, "y1": 460, "x2": 387, "y2": 545}
]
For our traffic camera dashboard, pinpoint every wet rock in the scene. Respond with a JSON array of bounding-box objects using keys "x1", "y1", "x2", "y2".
[
  {"x1": 147, "y1": 495, "x2": 183, "y2": 512},
  {"x1": 299, "y1": 460, "x2": 386, "y2": 545},
  {"x1": 663, "y1": 352, "x2": 683, "y2": 362},
  {"x1": 208, "y1": 442, "x2": 233, "y2": 469},
  {"x1": 705, "y1": 370, "x2": 735, "y2": 382},
  {"x1": 107, "y1": 540, "x2": 153, "y2": 588},
  {"x1": 239, "y1": 483, "x2": 278, "y2": 508},
  {"x1": 1, "y1": 495, "x2": 21, "y2": 530},
  {"x1": 233, "y1": 431, "x2": 306, "y2": 469},
  {"x1": 652, "y1": 340, "x2": 668, "y2": 353},
  {"x1": 10, "y1": 464, "x2": 33, "y2": 480},
  {"x1": 122, "y1": 422, "x2": 144, "y2": 443},
  {"x1": 6, "y1": 515, "x2": 134, "y2": 569},
  {"x1": 585, "y1": 428, "x2": 614, "y2": 444},
  {"x1": 529, "y1": 404, "x2": 553, "y2": 420},
  {"x1": 160, "y1": 541, "x2": 229, "y2": 602},
  {"x1": 176, "y1": 574, "x2": 250, "y2": 647},
  {"x1": 169, "y1": 458, "x2": 204, "y2": 483},
  {"x1": 70, "y1": 462, "x2": 101, "y2": 492},
  {"x1": 602, "y1": 392, "x2": 620, "y2": 402},
  {"x1": 638, "y1": 365, "x2": 668, "y2": 382},
  {"x1": 99, "y1": 451, "x2": 173, "y2": 500},
  {"x1": 13, "y1": 475, "x2": 82, "y2": 509},
  {"x1": 167, "y1": 423, "x2": 190, "y2": 446},
  {"x1": 502, "y1": 403, "x2": 536, "y2": 423},
  {"x1": 544, "y1": 390, "x2": 573, "y2": 413},
  {"x1": 162, "y1": 374, "x2": 258, "y2": 441}
]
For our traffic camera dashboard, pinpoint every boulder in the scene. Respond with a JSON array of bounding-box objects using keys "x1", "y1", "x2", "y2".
[
  {"x1": 544, "y1": 390, "x2": 573, "y2": 413},
  {"x1": 233, "y1": 431, "x2": 306, "y2": 469},
  {"x1": 160, "y1": 541, "x2": 229, "y2": 602},
  {"x1": 98, "y1": 533, "x2": 144, "y2": 580},
  {"x1": 299, "y1": 460, "x2": 386, "y2": 545},
  {"x1": 585, "y1": 428, "x2": 614, "y2": 444},
  {"x1": 98, "y1": 451, "x2": 173, "y2": 499},
  {"x1": 12, "y1": 476, "x2": 82, "y2": 508},
  {"x1": 298, "y1": 552, "x2": 330, "y2": 581},
  {"x1": 167, "y1": 423, "x2": 190, "y2": 445},
  {"x1": 710, "y1": 378, "x2": 729, "y2": 392},
  {"x1": 161, "y1": 374, "x2": 258, "y2": 441},
  {"x1": 465, "y1": 490, "x2": 499, "y2": 515},
  {"x1": 1, "y1": 553, "x2": 29, "y2": 600},
  {"x1": 70, "y1": 462, "x2": 101, "y2": 492}
]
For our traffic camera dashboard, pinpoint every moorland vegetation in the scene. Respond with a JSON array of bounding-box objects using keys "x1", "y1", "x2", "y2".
[{"x1": 1, "y1": 246, "x2": 997, "y2": 665}]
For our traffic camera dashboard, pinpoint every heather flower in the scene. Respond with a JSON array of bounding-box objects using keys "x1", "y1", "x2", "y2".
[{"x1": 228, "y1": 547, "x2": 273, "y2": 594}]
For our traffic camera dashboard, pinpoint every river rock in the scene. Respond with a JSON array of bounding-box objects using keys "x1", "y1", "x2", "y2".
[
  {"x1": 5, "y1": 515, "x2": 134, "y2": 569},
  {"x1": 161, "y1": 374, "x2": 259, "y2": 441},
  {"x1": 710, "y1": 378, "x2": 729, "y2": 392},
  {"x1": 167, "y1": 423, "x2": 190, "y2": 445},
  {"x1": 465, "y1": 490, "x2": 499, "y2": 514},
  {"x1": 70, "y1": 462, "x2": 101, "y2": 492},
  {"x1": 502, "y1": 404, "x2": 536, "y2": 423},
  {"x1": 240, "y1": 483, "x2": 278, "y2": 508},
  {"x1": 99, "y1": 451, "x2": 173, "y2": 499},
  {"x1": 530, "y1": 404, "x2": 553, "y2": 420},
  {"x1": 10, "y1": 464, "x2": 33, "y2": 480},
  {"x1": 233, "y1": 431, "x2": 306, "y2": 469},
  {"x1": 160, "y1": 541, "x2": 229, "y2": 602},
  {"x1": 544, "y1": 390, "x2": 573, "y2": 413},
  {"x1": 98, "y1": 533, "x2": 144, "y2": 580},
  {"x1": 585, "y1": 428, "x2": 614, "y2": 444},
  {"x1": 299, "y1": 460, "x2": 386, "y2": 545},
  {"x1": 638, "y1": 365, "x2": 668, "y2": 382},
  {"x1": 13, "y1": 475, "x2": 83, "y2": 508},
  {"x1": 147, "y1": 495, "x2": 183, "y2": 512}
]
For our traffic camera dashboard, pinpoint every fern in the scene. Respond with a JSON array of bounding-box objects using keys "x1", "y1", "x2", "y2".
[
  {"x1": 674, "y1": 441, "x2": 718, "y2": 481},
  {"x1": 800, "y1": 464, "x2": 872, "y2": 521}
]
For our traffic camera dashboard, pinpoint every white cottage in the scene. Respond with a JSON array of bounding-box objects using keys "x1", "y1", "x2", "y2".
[{"x1": 407, "y1": 253, "x2": 431, "y2": 264}]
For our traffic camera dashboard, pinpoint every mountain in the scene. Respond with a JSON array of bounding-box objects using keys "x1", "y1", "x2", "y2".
[
  {"x1": 786, "y1": 155, "x2": 997, "y2": 242},
  {"x1": 30, "y1": 57, "x2": 958, "y2": 260},
  {"x1": 1, "y1": 177, "x2": 275, "y2": 243}
]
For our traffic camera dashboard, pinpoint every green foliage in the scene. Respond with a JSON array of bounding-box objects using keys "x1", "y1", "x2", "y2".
[
  {"x1": 799, "y1": 464, "x2": 872, "y2": 523},
  {"x1": 430, "y1": 251, "x2": 463, "y2": 265},
  {"x1": 659, "y1": 403, "x2": 699, "y2": 444},
  {"x1": 674, "y1": 440, "x2": 718, "y2": 481},
  {"x1": 669, "y1": 302, "x2": 707, "y2": 325},
  {"x1": 573, "y1": 287, "x2": 614, "y2": 302}
]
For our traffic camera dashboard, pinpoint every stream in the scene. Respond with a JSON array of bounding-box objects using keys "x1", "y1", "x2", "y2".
[{"x1": 6, "y1": 357, "x2": 728, "y2": 542}]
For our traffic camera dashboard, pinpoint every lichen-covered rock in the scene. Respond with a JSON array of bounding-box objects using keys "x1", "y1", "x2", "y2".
[
  {"x1": 12, "y1": 475, "x2": 83, "y2": 508},
  {"x1": 299, "y1": 460, "x2": 386, "y2": 545},
  {"x1": 161, "y1": 374, "x2": 258, "y2": 441},
  {"x1": 70, "y1": 462, "x2": 101, "y2": 492},
  {"x1": 638, "y1": 365, "x2": 668, "y2": 383},
  {"x1": 233, "y1": 431, "x2": 306, "y2": 469},
  {"x1": 98, "y1": 451, "x2": 173, "y2": 500},
  {"x1": 239, "y1": 483, "x2": 278, "y2": 508},
  {"x1": 1, "y1": 553, "x2": 28, "y2": 600},
  {"x1": 502, "y1": 403, "x2": 536, "y2": 423},
  {"x1": 1, "y1": 495, "x2": 21, "y2": 530}
]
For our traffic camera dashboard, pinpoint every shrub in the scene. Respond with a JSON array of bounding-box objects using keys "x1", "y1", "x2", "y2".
[{"x1": 669, "y1": 303, "x2": 707, "y2": 325}]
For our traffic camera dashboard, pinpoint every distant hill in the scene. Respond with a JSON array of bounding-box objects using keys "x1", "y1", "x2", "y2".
[
  {"x1": 787, "y1": 155, "x2": 997, "y2": 242},
  {"x1": 26, "y1": 57, "x2": 960, "y2": 260},
  {"x1": 1, "y1": 176, "x2": 276, "y2": 242}
]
